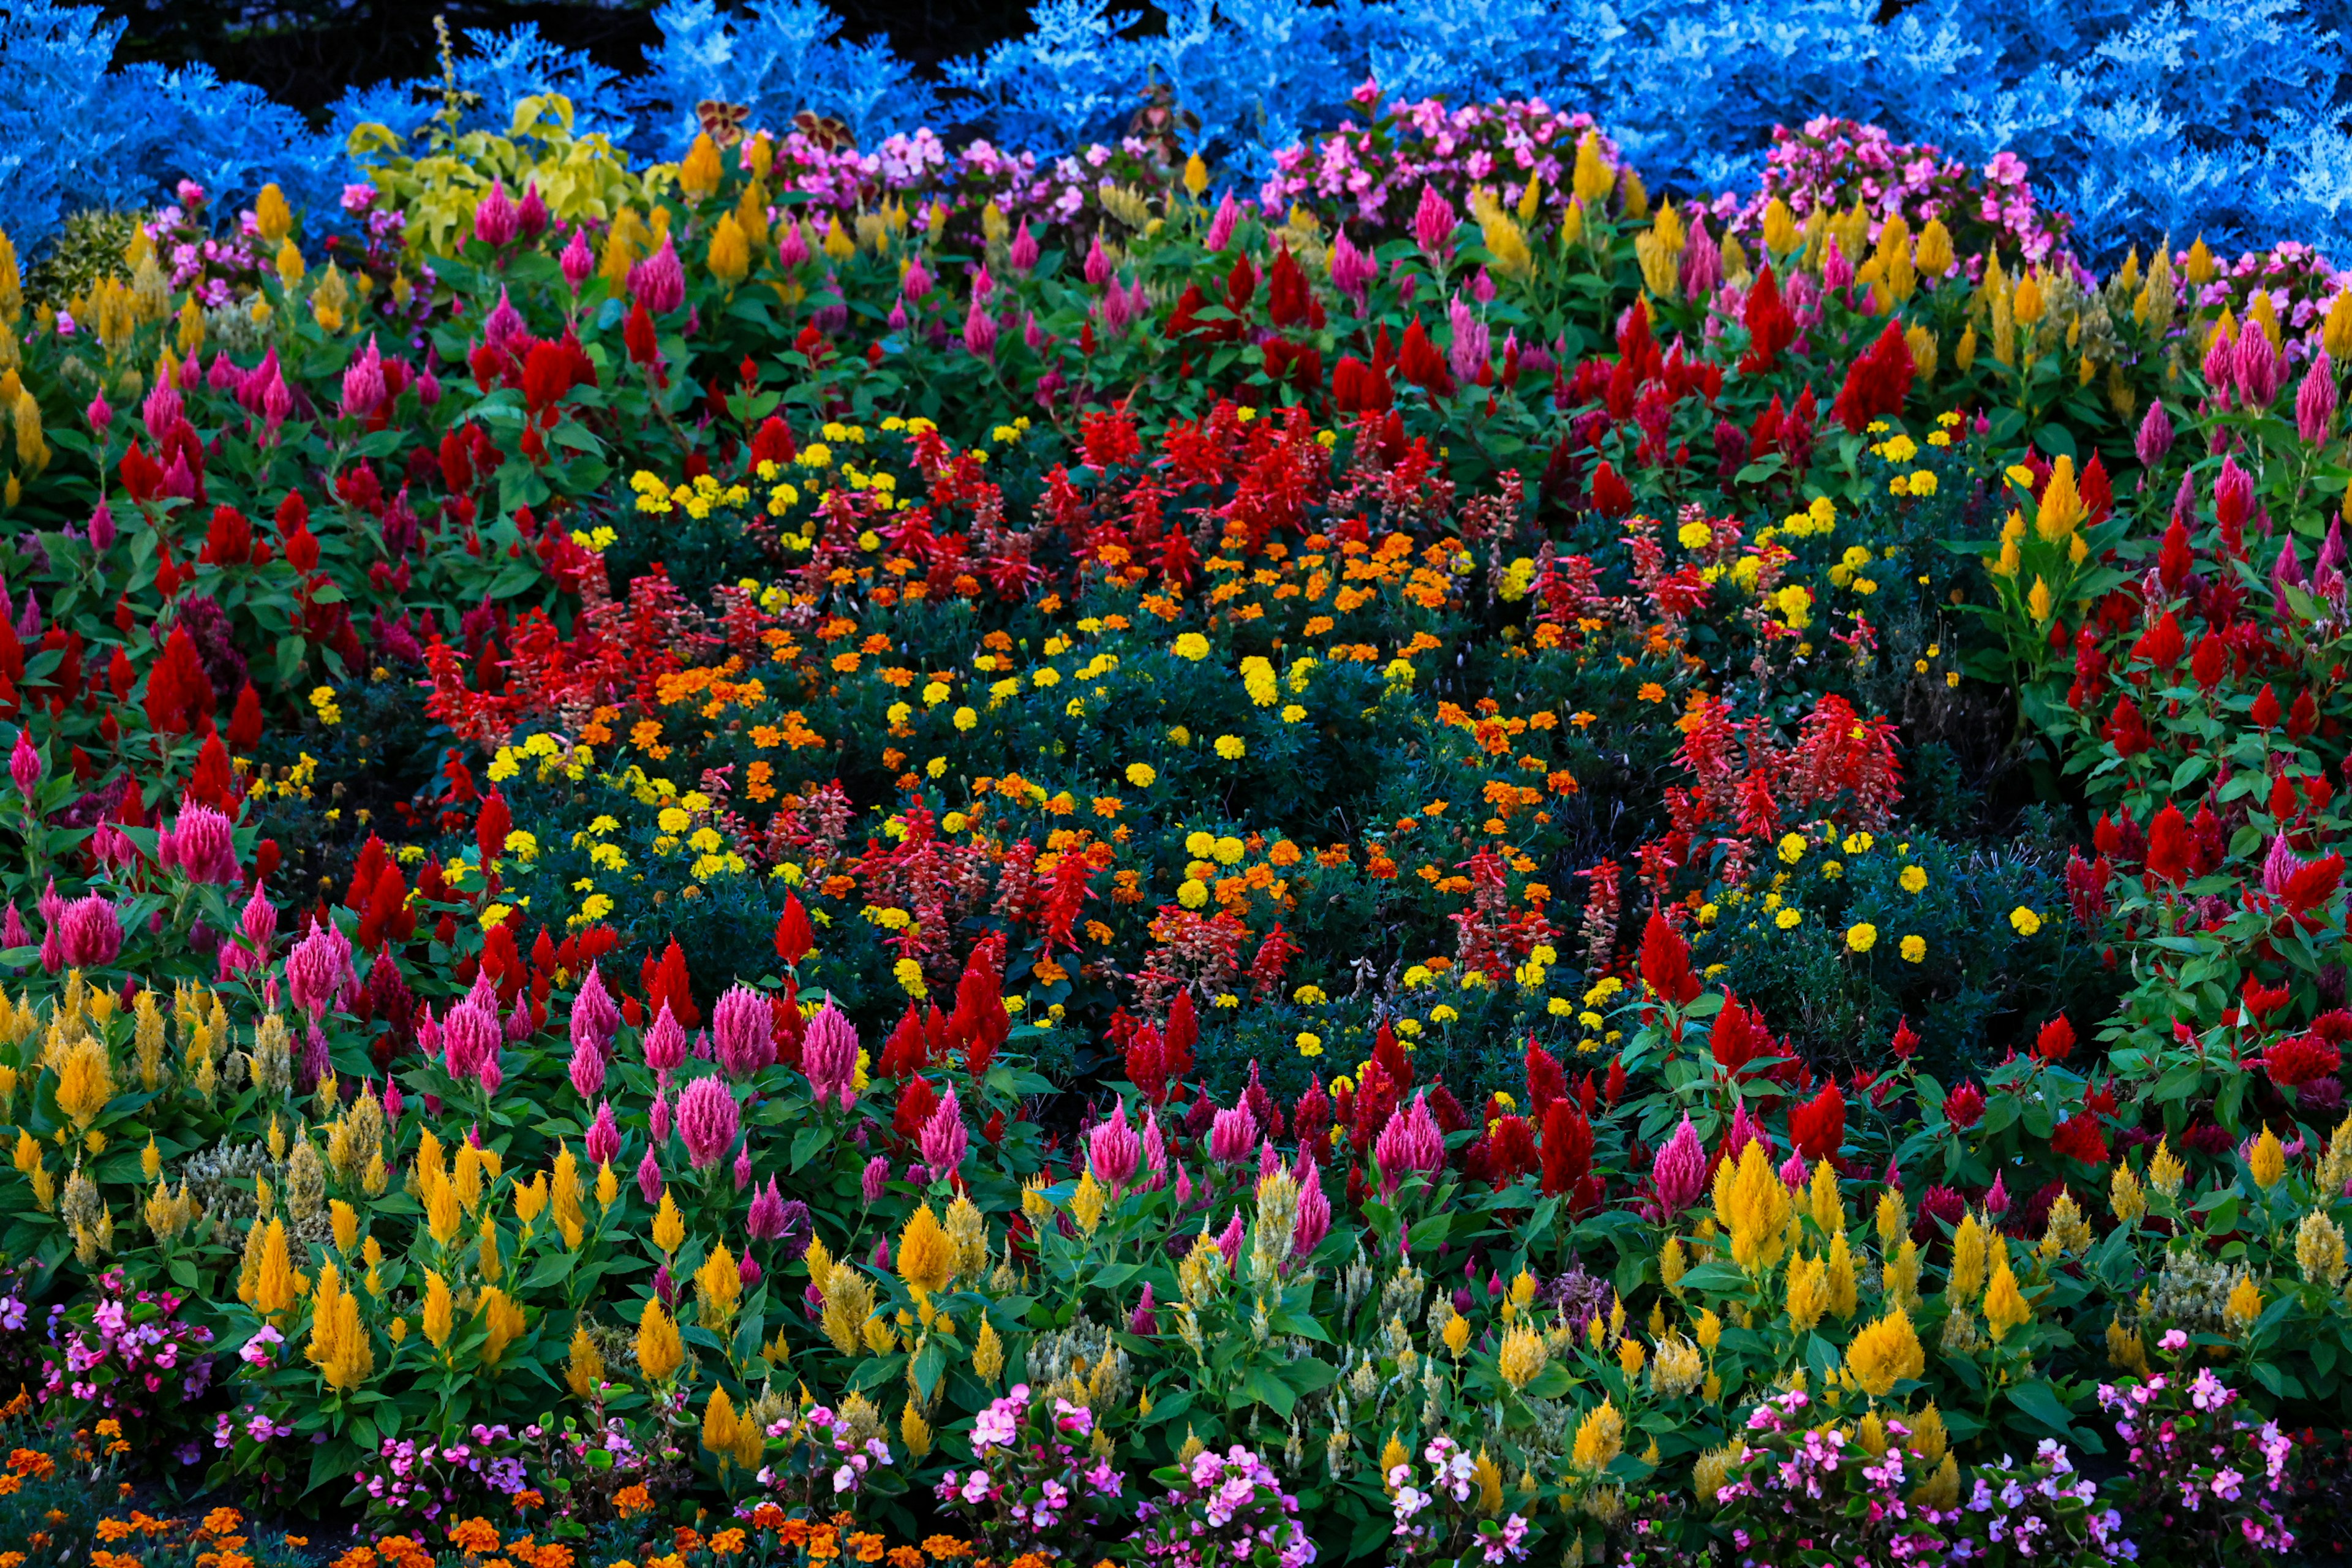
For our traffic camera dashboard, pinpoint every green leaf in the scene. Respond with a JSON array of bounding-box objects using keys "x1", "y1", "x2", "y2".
[
  {"x1": 1239, "y1": 1363, "x2": 1298, "y2": 1418},
  {"x1": 790, "y1": 1125, "x2": 828, "y2": 1172},
  {"x1": 2005, "y1": 1378, "x2": 2086, "y2": 1441}
]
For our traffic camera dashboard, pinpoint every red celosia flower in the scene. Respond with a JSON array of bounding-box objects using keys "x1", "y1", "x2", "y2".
[
  {"x1": 2103, "y1": 695, "x2": 2152, "y2": 756},
  {"x1": 2144, "y1": 802, "x2": 2192, "y2": 884},
  {"x1": 1789, "y1": 1082, "x2": 1845, "y2": 1162},
  {"x1": 1589, "y1": 461, "x2": 1632, "y2": 518},
  {"x1": 1942, "y1": 1080, "x2": 1985, "y2": 1129},
  {"x1": 2262, "y1": 1032, "x2": 2342, "y2": 1089},
  {"x1": 2049, "y1": 1111, "x2": 2109, "y2": 1165},
  {"x1": 1829, "y1": 320, "x2": 1915, "y2": 434},
  {"x1": 773, "y1": 893, "x2": 813, "y2": 965},
  {"x1": 1396, "y1": 320, "x2": 1453, "y2": 396},
  {"x1": 2034, "y1": 1015, "x2": 2075, "y2": 1063},
  {"x1": 1638, "y1": 907, "x2": 1700, "y2": 1006}
]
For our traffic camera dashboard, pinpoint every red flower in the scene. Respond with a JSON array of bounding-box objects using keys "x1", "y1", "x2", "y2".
[
  {"x1": 2252, "y1": 683, "x2": 2282, "y2": 729},
  {"x1": 1638, "y1": 907, "x2": 1701, "y2": 1006},
  {"x1": 2050, "y1": 1111, "x2": 2109, "y2": 1165},
  {"x1": 1396, "y1": 321, "x2": 1454, "y2": 396},
  {"x1": 2191, "y1": 634, "x2": 2228, "y2": 690},
  {"x1": 1789, "y1": 1082, "x2": 1845, "y2": 1162},
  {"x1": 2103, "y1": 695, "x2": 2152, "y2": 756},
  {"x1": 1829, "y1": 320, "x2": 1916, "y2": 434},
  {"x1": 1539, "y1": 1097, "x2": 1593, "y2": 1200},
  {"x1": 773, "y1": 892, "x2": 813, "y2": 965},
  {"x1": 1332, "y1": 355, "x2": 1393, "y2": 414},
  {"x1": 1589, "y1": 461, "x2": 1632, "y2": 518},
  {"x1": 141, "y1": 625, "x2": 215, "y2": 735},
  {"x1": 2130, "y1": 611, "x2": 2184, "y2": 670},
  {"x1": 2158, "y1": 517, "x2": 2194, "y2": 594},
  {"x1": 2262, "y1": 1033, "x2": 2342, "y2": 1089},
  {"x1": 1740, "y1": 265, "x2": 1796, "y2": 374},
  {"x1": 1890, "y1": 1016, "x2": 1920, "y2": 1060},
  {"x1": 2034, "y1": 1016, "x2": 2076, "y2": 1063},
  {"x1": 2144, "y1": 802, "x2": 2192, "y2": 884},
  {"x1": 1943, "y1": 1081, "x2": 1986, "y2": 1129}
]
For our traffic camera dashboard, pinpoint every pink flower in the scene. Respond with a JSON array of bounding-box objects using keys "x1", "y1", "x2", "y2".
[
  {"x1": 1213, "y1": 1207, "x2": 1246, "y2": 1270},
  {"x1": 643, "y1": 1001, "x2": 688, "y2": 1079},
  {"x1": 1088, "y1": 1098, "x2": 1141, "y2": 1192},
  {"x1": 1206, "y1": 190, "x2": 1240, "y2": 252},
  {"x1": 559, "y1": 226, "x2": 594, "y2": 291},
  {"x1": 963, "y1": 295, "x2": 998, "y2": 360},
  {"x1": 747, "y1": 1177, "x2": 788, "y2": 1240},
  {"x1": 570, "y1": 961, "x2": 619, "y2": 1060},
  {"x1": 57, "y1": 894, "x2": 123, "y2": 970},
  {"x1": 285, "y1": 918, "x2": 356, "y2": 1020},
  {"x1": 1209, "y1": 1104, "x2": 1258, "y2": 1164},
  {"x1": 339, "y1": 334, "x2": 386, "y2": 421},
  {"x1": 568, "y1": 1026, "x2": 606, "y2": 1099},
  {"x1": 628, "y1": 236, "x2": 685, "y2": 314},
  {"x1": 1373, "y1": 1091, "x2": 1446, "y2": 1193},
  {"x1": 794, "y1": 995, "x2": 861, "y2": 1111},
  {"x1": 584, "y1": 1099, "x2": 620, "y2": 1169},
  {"x1": 1008, "y1": 217, "x2": 1039, "y2": 273},
  {"x1": 1292, "y1": 1153, "x2": 1330, "y2": 1254},
  {"x1": 9, "y1": 729, "x2": 40, "y2": 804},
  {"x1": 921, "y1": 1087, "x2": 968, "y2": 1178},
  {"x1": 158, "y1": 798, "x2": 238, "y2": 883},
  {"x1": 636, "y1": 1145, "x2": 664, "y2": 1205},
  {"x1": 2298, "y1": 350, "x2": 2337, "y2": 446},
  {"x1": 473, "y1": 179, "x2": 519, "y2": 247},
  {"x1": 1412, "y1": 183, "x2": 1456, "y2": 257},
  {"x1": 441, "y1": 1000, "x2": 501, "y2": 1086},
  {"x1": 712, "y1": 984, "x2": 774, "y2": 1079},
  {"x1": 862, "y1": 1155, "x2": 889, "y2": 1203},
  {"x1": 677, "y1": 1076, "x2": 741, "y2": 1170},
  {"x1": 1652, "y1": 1114, "x2": 1707, "y2": 1215}
]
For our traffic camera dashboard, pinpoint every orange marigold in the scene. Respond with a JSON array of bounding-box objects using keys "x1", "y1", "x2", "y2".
[
  {"x1": 851, "y1": 1534, "x2": 885, "y2": 1564},
  {"x1": 612, "y1": 1485, "x2": 654, "y2": 1519},
  {"x1": 448, "y1": 1517, "x2": 503, "y2": 1554}
]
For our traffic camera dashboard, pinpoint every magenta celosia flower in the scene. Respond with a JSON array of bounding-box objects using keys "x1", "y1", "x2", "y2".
[
  {"x1": 1653, "y1": 1114, "x2": 1707, "y2": 1215},
  {"x1": 677, "y1": 1076, "x2": 741, "y2": 1170},
  {"x1": 2136, "y1": 397, "x2": 2174, "y2": 466},
  {"x1": 1213, "y1": 1207, "x2": 1246, "y2": 1270},
  {"x1": 862, "y1": 1154, "x2": 889, "y2": 1203},
  {"x1": 159, "y1": 797, "x2": 238, "y2": 883},
  {"x1": 1373, "y1": 1091, "x2": 1444, "y2": 1194},
  {"x1": 643, "y1": 1001, "x2": 688, "y2": 1079},
  {"x1": 629, "y1": 236, "x2": 685, "y2": 314},
  {"x1": 585, "y1": 1099, "x2": 620, "y2": 1168},
  {"x1": 559, "y1": 226, "x2": 594, "y2": 292},
  {"x1": 339, "y1": 335, "x2": 385, "y2": 422},
  {"x1": 1142, "y1": 1108, "x2": 1168, "y2": 1187},
  {"x1": 636, "y1": 1145, "x2": 663, "y2": 1204},
  {"x1": 1206, "y1": 189, "x2": 1240, "y2": 252},
  {"x1": 2236, "y1": 324, "x2": 2282, "y2": 409},
  {"x1": 1292, "y1": 1154, "x2": 1330, "y2": 1255},
  {"x1": 285, "y1": 918, "x2": 356, "y2": 1021},
  {"x1": 747, "y1": 1176, "x2": 788, "y2": 1240},
  {"x1": 1331, "y1": 231, "x2": 1377, "y2": 304},
  {"x1": 514, "y1": 180, "x2": 549, "y2": 239},
  {"x1": 802, "y1": 997, "x2": 859, "y2": 1109},
  {"x1": 473, "y1": 179, "x2": 519, "y2": 247},
  {"x1": 483, "y1": 286, "x2": 527, "y2": 352},
  {"x1": 963, "y1": 295, "x2": 998, "y2": 360},
  {"x1": 2298, "y1": 350, "x2": 2337, "y2": 446},
  {"x1": 570, "y1": 961, "x2": 619, "y2": 1060},
  {"x1": 1411, "y1": 182, "x2": 1455, "y2": 257},
  {"x1": 1129, "y1": 1283, "x2": 1158, "y2": 1335},
  {"x1": 1446, "y1": 292, "x2": 1488, "y2": 386},
  {"x1": 1089, "y1": 1098, "x2": 1141, "y2": 1192},
  {"x1": 1777, "y1": 1150, "x2": 1810, "y2": 1189},
  {"x1": 921, "y1": 1086, "x2": 968, "y2": 1178},
  {"x1": 649, "y1": 1087, "x2": 672, "y2": 1144},
  {"x1": 441, "y1": 999, "x2": 500, "y2": 1086},
  {"x1": 1008, "y1": 216, "x2": 1039, "y2": 272},
  {"x1": 57, "y1": 894, "x2": 123, "y2": 970},
  {"x1": 9, "y1": 728, "x2": 39, "y2": 804},
  {"x1": 568, "y1": 1026, "x2": 606, "y2": 1100},
  {"x1": 1209, "y1": 1104, "x2": 1258, "y2": 1164},
  {"x1": 712, "y1": 984, "x2": 774, "y2": 1080}
]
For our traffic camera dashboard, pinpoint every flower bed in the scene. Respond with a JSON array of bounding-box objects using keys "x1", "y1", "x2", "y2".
[{"x1": 0, "y1": 84, "x2": 2346, "y2": 1568}]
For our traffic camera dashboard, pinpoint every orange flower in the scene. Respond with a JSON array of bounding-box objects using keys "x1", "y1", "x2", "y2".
[
  {"x1": 807, "y1": 1528, "x2": 840, "y2": 1561},
  {"x1": 513, "y1": 1490, "x2": 545, "y2": 1512},
  {"x1": 331, "y1": 1551, "x2": 379, "y2": 1568},
  {"x1": 777, "y1": 1521, "x2": 812, "y2": 1548},
  {"x1": 888, "y1": 1552, "x2": 923, "y2": 1568},
  {"x1": 922, "y1": 1539, "x2": 971, "y2": 1562},
  {"x1": 850, "y1": 1535, "x2": 884, "y2": 1564},
  {"x1": 613, "y1": 1485, "x2": 654, "y2": 1519},
  {"x1": 448, "y1": 1517, "x2": 503, "y2": 1555},
  {"x1": 709, "y1": 1531, "x2": 747, "y2": 1556},
  {"x1": 9, "y1": 1447, "x2": 55, "y2": 1477},
  {"x1": 671, "y1": 1529, "x2": 704, "y2": 1555},
  {"x1": 748, "y1": 1504, "x2": 786, "y2": 1530},
  {"x1": 97, "y1": 1517, "x2": 137, "y2": 1542}
]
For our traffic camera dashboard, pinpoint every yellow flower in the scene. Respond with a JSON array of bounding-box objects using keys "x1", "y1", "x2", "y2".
[
  {"x1": 2249, "y1": 1128, "x2": 2286, "y2": 1189},
  {"x1": 1571, "y1": 1398, "x2": 1624, "y2": 1474},
  {"x1": 1172, "y1": 633, "x2": 1211, "y2": 661},
  {"x1": 1775, "y1": 908, "x2": 1801, "y2": 930},
  {"x1": 1845, "y1": 923, "x2": 1877, "y2": 953},
  {"x1": 1777, "y1": 834, "x2": 1807, "y2": 864},
  {"x1": 2224, "y1": 1276, "x2": 2263, "y2": 1331},
  {"x1": 1714, "y1": 1139, "x2": 1792, "y2": 1273},
  {"x1": 1126, "y1": 763, "x2": 1157, "y2": 788},
  {"x1": 55, "y1": 1037, "x2": 114, "y2": 1129},
  {"x1": 1214, "y1": 734, "x2": 1246, "y2": 760},
  {"x1": 653, "y1": 1189, "x2": 686, "y2": 1254},
  {"x1": 1983, "y1": 1260, "x2": 2030, "y2": 1343},
  {"x1": 1899, "y1": 865, "x2": 1927, "y2": 893},
  {"x1": 1442, "y1": 1310, "x2": 1471, "y2": 1359},
  {"x1": 2296, "y1": 1210, "x2": 2348, "y2": 1290},
  {"x1": 565, "y1": 1324, "x2": 606, "y2": 1398},
  {"x1": 1844, "y1": 1308, "x2": 1924, "y2": 1398},
  {"x1": 899, "y1": 1204, "x2": 954, "y2": 1296},
  {"x1": 477, "y1": 1286, "x2": 524, "y2": 1366},
  {"x1": 1497, "y1": 1322, "x2": 1547, "y2": 1390},
  {"x1": 696, "y1": 1242, "x2": 744, "y2": 1329},
  {"x1": 1899, "y1": 935, "x2": 1926, "y2": 963},
  {"x1": 636, "y1": 1296, "x2": 685, "y2": 1382},
  {"x1": 421, "y1": 1269, "x2": 454, "y2": 1348},
  {"x1": 2008, "y1": 907, "x2": 2041, "y2": 937}
]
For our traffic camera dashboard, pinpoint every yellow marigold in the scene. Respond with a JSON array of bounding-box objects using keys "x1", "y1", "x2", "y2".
[
  {"x1": 637, "y1": 1296, "x2": 685, "y2": 1382},
  {"x1": 1844, "y1": 1308, "x2": 1924, "y2": 1399},
  {"x1": 899, "y1": 1204, "x2": 954, "y2": 1297},
  {"x1": 1983, "y1": 1260, "x2": 2030, "y2": 1343}
]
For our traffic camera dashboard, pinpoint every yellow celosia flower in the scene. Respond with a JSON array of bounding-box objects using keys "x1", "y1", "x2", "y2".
[
  {"x1": 421, "y1": 1270, "x2": 454, "y2": 1349},
  {"x1": 1713, "y1": 1139, "x2": 1792, "y2": 1273},
  {"x1": 2225, "y1": 1276, "x2": 2264, "y2": 1332},
  {"x1": 1844, "y1": 1308, "x2": 1924, "y2": 1398},
  {"x1": 2249, "y1": 1128, "x2": 2286, "y2": 1190},
  {"x1": 55, "y1": 1036, "x2": 113, "y2": 1129},
  {"x1": 1983, "y1": 1260, "x2": 2030, "y2": 1343},
  {"x1": 637, "y1": 1296, "x2": 685, "y2": 1382},
  {"x1": 1498, "y1": 1322, "x2": 1547, "y2": 1390},
  {"x1": 1571, "y1": 1398, "x2": 1624, "y2": 1474},
  {"x1": 697, "y1": 1242, "x2": 743, "y2": 1329},
  {"x1": 565, "y1": 1324, "x2": 605, "y2": 1398},
  {"x1": 654, "y1": 1188, "x2": 686, "y2": 1254},
  {"x1": 477, "y1": 1287, "x2": 524, "y2": 1366},
  {"x1": 899, "y1": 1204, "x2": 954, "y2": 1297}
]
